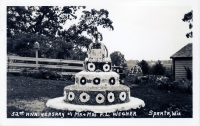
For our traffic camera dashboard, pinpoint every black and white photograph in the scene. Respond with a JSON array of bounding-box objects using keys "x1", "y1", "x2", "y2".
[{"x1": 0, "y1": 0, "x2": 200, "y2": 126}]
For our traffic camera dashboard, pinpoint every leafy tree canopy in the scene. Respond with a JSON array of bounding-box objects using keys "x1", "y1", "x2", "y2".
[
  {"x1": 7, "y1": 6, "x2": 114, "y2": 59},
  {"x1": 151, "y1": 60, "x2": 166, "y2": 75},
  {"x1": 137, "y1": 60, "x2": 150, "y2": 75},
  {"x1": 62, "y1": 8, "x2": 114, "y2": 41},
  {"x1": 110, "y1": 51, "x2": 127, "y2": 68},
  {"x1": 182, "y1": 10, "x2": 193, "y2": 38},
  {"x1": 7, "y1": 6, "x2": 85, "y2": 37}
]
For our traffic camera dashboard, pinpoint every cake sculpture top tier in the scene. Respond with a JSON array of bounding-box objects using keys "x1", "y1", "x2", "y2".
[
  {"x1": 87, "y1": 40, "x2": 108, "y2": 59},
  {"x1": 84, "y1": 40, "x2": 112, "y2": 72}
]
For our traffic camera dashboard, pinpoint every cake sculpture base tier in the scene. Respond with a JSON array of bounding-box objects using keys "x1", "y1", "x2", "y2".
[
  {"x1": 46, "y1": 97, "x2": 145, "y2": 113},
  {"x1": 64, "y1": 85, "x2": 130, "y2": 105}
]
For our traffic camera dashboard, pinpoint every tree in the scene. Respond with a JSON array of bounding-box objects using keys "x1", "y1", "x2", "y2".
[
  {"x1": 66, "y1": 9, "x2": 114, "y2": 41},
  {"x1": 182, "y1": 10, "x2": 193, "y2": 38},
  {"x1": 54, "y1": 8, "x2": 115, "y2": 59},
  {"x1": 7, "y1": 6, "x2": 85, "y2": 37},
  {"x1": 7, "y1": 32, "x2": 46, "y2": 57},
  {"x1": 7, "y1": 6, "x2": 114, "y2": 60},
  {"x1": 151, "y1": 60, "x2": 166, "y2": 75},
  {"x1": 110, "y1": 51, "x2": 127, "y2": 68},
  {"x1": 137, "y1": 60, "x2": 150, "y2": 75},
  {"x1": 28, "y1": 6, "x2": 87, "y2": 37},
  {"x1": 59, "y1": 25, "x2": 93, "y2": 50},
  {"x1": 7, "y1": 6, "x2": 33, "y2": 37}
]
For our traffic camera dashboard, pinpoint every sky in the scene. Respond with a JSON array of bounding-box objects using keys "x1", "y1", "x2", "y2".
[
  {"x1": 64, "y1": 3, "x2": 193, "y2": 61},
  {"x1": 1, "y1": 1, "x2": 195, "y2": 61}
]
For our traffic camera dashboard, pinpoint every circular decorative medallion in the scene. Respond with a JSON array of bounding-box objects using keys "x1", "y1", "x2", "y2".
[
  {"x1": 119, "y1": 92, "x2": 126, "y2": 101},
  {"x1": 103, "y1": 64, "x2": 110, "y2": 72},
  {"x1": 88, "y1": 63, "x2": 96, "y2": 71},
  {"x1": 109, "y1": 77, "x2": 115, "y2": 85},
  {"x1": 79, "y1": 92, "x2": 90, "y2": 103},
  {"x1": 96, "y1": 93, "x2": 105, "y2": 104},
  {"x1": 80, "y1": 77, "x2": 87, "y2": 85},
  {"x1": 68, "y1": 92, "x2": 75, "y2": 101},
  {"x1": 107, "y1": 92, "x2": 115, "y2": 103},
  {"x1": 93, "y1": 78, "x2": 100, "y2": 85}
]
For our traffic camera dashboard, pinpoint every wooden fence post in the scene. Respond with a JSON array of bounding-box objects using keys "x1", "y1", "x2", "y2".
[{"x1": 34, "y1": 42, "x2": 40, "y2": 69}]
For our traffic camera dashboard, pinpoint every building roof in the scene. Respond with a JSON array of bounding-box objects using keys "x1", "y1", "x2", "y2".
[{"x1": 170, "y1": 43, "x2": 192, "y2": 58}]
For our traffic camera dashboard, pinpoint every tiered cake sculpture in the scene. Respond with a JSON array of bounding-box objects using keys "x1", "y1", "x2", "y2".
[
  {"x1": 64, "y1": 41, "x2": 130, "y2": 105},
  {"x1": 47, "y1": 40, "x2": 145, "y2": 113}
]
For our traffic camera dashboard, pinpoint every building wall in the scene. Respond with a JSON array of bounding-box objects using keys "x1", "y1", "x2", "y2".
[{"x1": 174, "y1": 58, "x2": 192, "y2": 81}]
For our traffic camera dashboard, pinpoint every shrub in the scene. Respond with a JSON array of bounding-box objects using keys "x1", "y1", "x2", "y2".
[
  {"x1": 175, "y1": 79, "x2": 192, "y2": 93},
  {"x1": 184, "y1": 66, "x2": 192, "y2": 81},
  {"x1": 155, "y1": 76, "x2": 174, "y2": 90},
  {"x1": 164, "y1": 69, "x2": 173, "y2": 80},
  {"x1": 22, "y1": 69, "x2": 62, "y2": 80}
]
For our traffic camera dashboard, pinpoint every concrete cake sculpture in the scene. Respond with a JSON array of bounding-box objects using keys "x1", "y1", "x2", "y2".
[{"x1": 46, "y1": 40, "x2": 145, "y2": 113}]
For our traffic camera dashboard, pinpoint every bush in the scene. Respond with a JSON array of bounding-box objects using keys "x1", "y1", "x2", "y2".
[
  {"x1": 184, "y1": 66, "x2": 192, "y2": 81},
  {"x1": 22, "y1": 69, "x2": 62, "y2": 80},
  {"x1": 164, "y1": 69, "x2": 173, "y2": 80},
  {"x1": 155, "y1": 76, "x2": 174, "y2": 90},
  {"x1": 175, "y1": 79, "x2": 192, "y2": 93}
]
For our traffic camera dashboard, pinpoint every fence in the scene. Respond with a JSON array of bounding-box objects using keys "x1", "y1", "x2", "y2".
[{"x1": 7, "y1": 56, "x2": 84, "y2": 75}]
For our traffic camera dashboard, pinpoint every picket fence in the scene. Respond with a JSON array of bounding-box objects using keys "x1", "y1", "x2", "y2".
[{"x1": 7, "y1": 56, "x2": 84, "y2": 75}]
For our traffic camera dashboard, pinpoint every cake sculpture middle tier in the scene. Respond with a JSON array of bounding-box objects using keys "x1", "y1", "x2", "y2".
[{"x1": 75, "y1": 71, "x2": 120, "y2": 87}]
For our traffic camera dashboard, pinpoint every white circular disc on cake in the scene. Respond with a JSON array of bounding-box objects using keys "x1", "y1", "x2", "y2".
[
  {"x1": 79, "y1": 92, "x2": 90, "y2": 103},
  {"x1": 95, "y1": 93, "x2": 105, "y2": 104},
  {"x1": 107, "y1": 92, "x2": 115, "y2": 103},
  {"x1": 46, "y1": 97, "x2": 145, "y2": 113},
  {"x1": 87, "y1": 63, "x2": 96, "y2": 71},
  {"x1": 68, "y1": 92, "x2": 75, "y2": 101},
  {"x1": 103, "y1": 64, "x2": 110, "y2": 72},
  {"x1": 119, "y1": 92, "x2": 126, "y2": 101}
]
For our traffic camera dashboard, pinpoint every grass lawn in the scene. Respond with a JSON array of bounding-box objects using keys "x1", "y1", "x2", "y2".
[{"x1": 7, "y1": 74, "x2": 192, "y2": 118}]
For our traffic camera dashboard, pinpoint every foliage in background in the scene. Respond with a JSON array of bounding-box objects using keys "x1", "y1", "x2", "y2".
[
  {"x1": 22, "y1": 69, "x2": 61, "y2": 80},
  {"x1": 7, "y1": 6, "x2": 85, "y2": 37},
  {"x1": 150, "y1": 60, "x2": 166, "y2": 75},
  {"x1": 8, "y1": 32, "x2": 47, "y2": 57},
  {"x1": 64, "y1": 9, "x2": 114, "y2": 41},
  {"x1": 137, "y1": 60, "x2": 150, "y2": 75},
  {"x1": 184, "y1": 66, "x2": 192, "y2": 81},
  {"x1": 182, "y1": 10, "x2": 193, "y2": 38},
  {"x1": 110, "y1": 51, "x2": 127, "y2": 68},
  {"x1": 164, "y1": 67, "x2": 173, "y2": 80},
  {"x1": 7, "y1": 6, "x2": 114, "y2": 60}
]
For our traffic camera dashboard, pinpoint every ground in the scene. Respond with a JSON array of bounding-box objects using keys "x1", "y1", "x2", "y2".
[{"x1": 7, "y1": 74, "x2": 192, "y2": 118}]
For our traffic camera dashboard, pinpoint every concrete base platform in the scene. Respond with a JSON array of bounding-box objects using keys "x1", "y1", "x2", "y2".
[{"x1": 46, "y1": 97, "x2": 145, "y2": 113}]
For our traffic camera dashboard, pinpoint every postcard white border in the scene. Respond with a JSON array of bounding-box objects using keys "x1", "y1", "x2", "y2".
[{"x1": 0, "y1": 0, "x2": 199, "y2": 126}]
